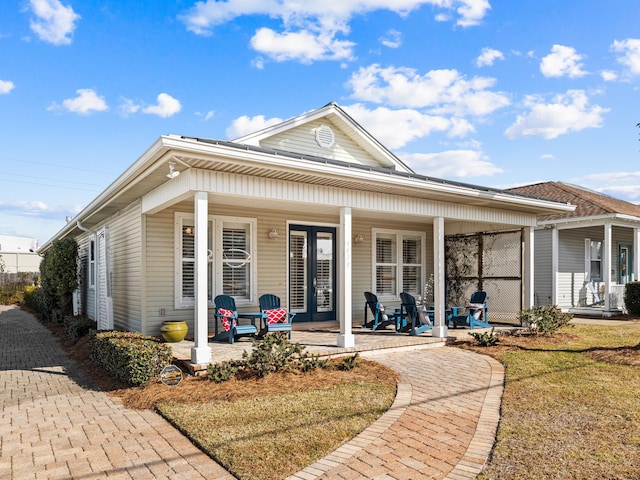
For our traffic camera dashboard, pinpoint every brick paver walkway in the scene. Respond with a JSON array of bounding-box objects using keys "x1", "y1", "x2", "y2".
[
  {"x1": 1, "y1": 305, "x2": 504, "y2": 479},
  {"x1": 0, "y1": 306, "x2": 234, "y2": 480}
]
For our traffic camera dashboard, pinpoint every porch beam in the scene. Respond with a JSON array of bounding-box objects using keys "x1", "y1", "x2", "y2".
[
  {"x1": 337, "y1": 207, "x2": 355, "y2": 348},
  {"x1": 432, "y1": 217, "x2": 448, "y2": 338},
  {"x1": 191, "y1": 191, "x2": 212, "y2": 365},
  {"x1": 634, "y1": 228, "x2": 640, "y2": 282},
  {"x1": 523, "y1": 227, "x2": 534, "y2": 310},
  {"x1": 604, "y1": 223, "x2": 612, "y2": 312}
]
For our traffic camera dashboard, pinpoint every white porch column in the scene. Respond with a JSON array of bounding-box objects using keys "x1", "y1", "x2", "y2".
[
  {"x1": 523, "y1": 227, "x2": 535, "y2": 310},
  {"x1": 551, "y1": 226, "x2": 559, "y2": 305},
  {"x1": 604, "y1": 223, "x2": 612, "y2": 311},
  {"x1": 634, "y1": 228, "x2": 640, "y2": 282},
  {"x1": 191, "y1": 191, "x2": 212, "y2": 365},
  {"x1": 432, "y1": 217, "x2": 448, "y2": 338},
  {"x1": 337, "y1": 207, "x2": 355, "y2": 348}
]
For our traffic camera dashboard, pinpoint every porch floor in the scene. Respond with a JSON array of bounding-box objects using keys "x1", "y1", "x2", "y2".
[{"x1": 170, "y1": 323, "x2": 501, "y2": 370}]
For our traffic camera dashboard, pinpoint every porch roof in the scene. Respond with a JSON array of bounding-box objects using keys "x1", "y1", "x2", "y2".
[{"x1": 40, "y1": 134, "x2": 575, "y2": 252}]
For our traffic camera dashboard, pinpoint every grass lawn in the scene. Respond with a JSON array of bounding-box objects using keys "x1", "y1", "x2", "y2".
[{"x1": 466, "y1": 323, "x2": 640, "y2": 480}]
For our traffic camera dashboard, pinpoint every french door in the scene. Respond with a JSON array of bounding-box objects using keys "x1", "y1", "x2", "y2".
[{"x1": 289, "y1": 225, "x2": 336, "y2": 322}]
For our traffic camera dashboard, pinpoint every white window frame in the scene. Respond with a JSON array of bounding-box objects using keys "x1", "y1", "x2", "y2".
[
  {"x1": 372, "y1": 228, "x2": 426, "y2": 302},
  {"x1": 175, "y1": 213, "x2": 257, "y2": 309},
  {"x1": 585, "y1": 238, "x2": 602, "y2": 282},
  {"x1": 89, "y1": 238, "x2": 96, "y2": 289}
]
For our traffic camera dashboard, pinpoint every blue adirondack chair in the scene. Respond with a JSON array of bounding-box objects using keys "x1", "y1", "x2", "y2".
[
  {"x1": 212, "y1": 295, "x2": 258, "y2": 344},
  {"x1": 399, "y1": 291, "x2": 433, "y2": 336},
  {"x1": 362, "y1": 292, "x2": 397, "y2": 331},
  {"x1": 258, "y1": 294, "x2": 295, "y2": 339},
  {"x1": 450, "y1": 291, "x2": 490, "y2": 329}
]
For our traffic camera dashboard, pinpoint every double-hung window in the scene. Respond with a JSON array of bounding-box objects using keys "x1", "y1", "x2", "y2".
[
  {"x1": 176, "y1": 213, "x2": 256, "y2": 308},
  {"x1": 89, "y1": 239, "x2": 96, "y2": 289},
  {"x1": 586, "y1": 239, "x2": 602, "y2": 281},
  {"x1": 373, "y1": 229, "x2": 425, "y2": 300}
]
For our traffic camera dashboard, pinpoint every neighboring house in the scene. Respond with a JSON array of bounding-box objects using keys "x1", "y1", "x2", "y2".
[
  {"x1": 508, "y1": 181, "x2": 640, "y2": 316},
  {"x1": 0, "y1": 235, "x2": 41, "y2": 274},
  {"x1": 39, "y1": 103, "x2": 572, "y2": 365}
]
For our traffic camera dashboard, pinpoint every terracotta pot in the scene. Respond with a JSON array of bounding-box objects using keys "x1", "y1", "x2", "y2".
[{"x1": 160, "y1": 321, "x2": 188, "y2": 343}]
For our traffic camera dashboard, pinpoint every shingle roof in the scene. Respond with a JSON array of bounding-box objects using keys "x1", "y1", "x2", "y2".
[{"x1": 507, "y1": 181, "x2": 640, "y2": 222}]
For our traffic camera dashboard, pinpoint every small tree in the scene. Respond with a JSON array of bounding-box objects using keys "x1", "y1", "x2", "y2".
[{"x1": 40, "y1": 238, "x2": 78, "y2": 322}]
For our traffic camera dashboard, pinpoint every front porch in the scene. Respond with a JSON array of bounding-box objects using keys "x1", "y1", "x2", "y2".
[{"x1": 169, "y1": 323, "x2": 502, "y2": 373}]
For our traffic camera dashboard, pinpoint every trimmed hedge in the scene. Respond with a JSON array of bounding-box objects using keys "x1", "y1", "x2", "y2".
[
  {"x1": 62, "y1": 315, "x2": 96, "y2": 344},
  {"x1": 23, "y1": 285, "x2": 47, "y2": 314},
  {"x1": 89, "y1": 331, "x2": 173, "y2": 386},
  {"x1": 624, "y1": 281, "x2": 640, "y2": 316}
]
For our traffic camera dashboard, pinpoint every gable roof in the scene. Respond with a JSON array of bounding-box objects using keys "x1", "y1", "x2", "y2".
[
  {"x1": 233, "y1": 102, "x2": 414, "y2": 173},
  {"x1": 507, "y1": 181, "x2": 640, "y2": 223}
]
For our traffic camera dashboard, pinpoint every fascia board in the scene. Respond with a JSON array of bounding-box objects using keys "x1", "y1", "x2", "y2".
[
  {"x1": 168, "y1": 136, "x2": 574, "y2": 215},
  {"x1": 539, "y1": 213, "x2": 640, "y2": 230}
]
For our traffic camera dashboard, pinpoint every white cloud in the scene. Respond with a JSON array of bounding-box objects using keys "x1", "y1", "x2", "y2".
[
  {"x1": 117, "y1": 98, "x2": 141, "y2": 117},
  {"x1": 48, "y1": 88, "x2": 108, "y2": 114},
  {"x1": 347, "y1": 64, "x2": 510, "y2": 117},
  {"x1": 227, "y1": 114, "x2": 284, "y2": 139},
  {"x1": 380, "y1": 29, "x2": 402, "y2": 48},
  {"x1": 0, "y1": 199, "x2": 78, "y2": 220},
  {"x1": 343, "y1": 104, "x2": 451, "y2": 149},
  {"x1": 540, "y1": 44, "x2": 588, "y2": 78},
  {"x1": 611, "y1": 38, "x2": 640, "y2": 76},
  {"x1": 571, "y1": 171, "x2": 640, "y2": 202},
  {"x1": 600, "y1": 70, "x2": 618, "y2": 82},
  {"x1": 400, "y1": 149, "x2": 503, "y2": 178},
  {"x1": 476, "y1": 47, "x2": 504, "y2": 67},
  {"x1": 142, "y1": 93, "x2": 182, "y2": 118},
  {"x1": 28, "y1": 0, "x2": 80, "y2": 46},
  {"x1": 179, "y1": 1, "x2": 490, "y2": 63},
  {"x1": 504, "y1": 90, "x2": 609, "y2": 140},
  {"x1": 250, "y1": 27, "x2": 355, "y2": 63},
  {"x1": 0, "y1": 80, "x2": 15, "y2": 94}
]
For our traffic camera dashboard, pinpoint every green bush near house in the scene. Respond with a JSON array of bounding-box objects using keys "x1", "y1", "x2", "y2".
[
  {"x1": 22, "y1": 285, "x2": 47, "y2": 314},
  {"x1": 62, "y1": 315, "x2": 96, "y2": 344},
  {"x1": 518, "y1": 305, "x2": 573, "y2": 334},
  {"x1": 90, "y1": 331, "x2": 174, "y2": 386},
  {"x1": 623, "y1": 281, "x2": 640, "y2": 315}
]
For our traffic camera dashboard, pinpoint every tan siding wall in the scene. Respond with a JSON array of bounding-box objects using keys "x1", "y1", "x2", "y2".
[
  {"x1": 108, "y1": 201, "x2": 143, "y2": 332},
  {"x1": 260, "y1": 120, "x2": 384, "y2": 168}
]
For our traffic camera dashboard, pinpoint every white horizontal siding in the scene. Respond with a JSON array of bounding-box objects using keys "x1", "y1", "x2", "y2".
[
  {"x1": 533, "y1": 229, "x2": 552, "y2": 306},
  {"x1": 108, "y1": 201, "x2": 142, "y2": 332},
  {"x1": 260, "y1": 120, "x2": 382, "y2": 168}
]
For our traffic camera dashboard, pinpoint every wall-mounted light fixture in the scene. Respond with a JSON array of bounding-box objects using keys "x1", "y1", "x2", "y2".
[
  {"x1": 354, "y1": 234, "x2": 364, "y2": 244},
  {"x1": 269, "y1": 228, "x2": 279, "y2": 240},
  {"x1": 166, "y1": 161, "x2": 180, "y2": 179}
]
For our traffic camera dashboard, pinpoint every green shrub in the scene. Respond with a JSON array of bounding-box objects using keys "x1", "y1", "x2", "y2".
[
  {"x1": 89, "y1": 331, "x2": 173, "y2": 386},
  {"x1": 23, "y1": 285, "x2": 47, "y2": 314},
  {"x1": 469, "y1": 327, "x2": 499, "y2": 346},
  {"x1": 62, "y1": 315, "x2": 96, "y2": 344},
  {"x1": 338, "y1": 353, "x2": 360, "y2": 370},
  {"x1": 518, "y1": 305, "x2": 573, "y2": 334},
  {"x1": 242, "y1": 332, "x2": 305, "y2": 377},
  {"x1": 207, "y1": 360, "x2": 242, "y2": 383},
  {"x1": 624, "y1": 281, "x2": 640, "y2": 316},
  {"x1": 40, "y1": 238, "x2": 78, "y2": 322}
]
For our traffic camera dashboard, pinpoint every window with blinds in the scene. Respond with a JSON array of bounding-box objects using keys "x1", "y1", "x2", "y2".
[
  {"x1": 175, "y1": 213, "x2": 256, "y2": 308},
  {"x1": 289, "y1": 231, "x2": 307, "y2": 311},
  {"x1": 89, "y1": 239, "x2": 96, "y2": 288},
  {"x1": 373, "y1": 230, "x2": 425, "y2": 299}
]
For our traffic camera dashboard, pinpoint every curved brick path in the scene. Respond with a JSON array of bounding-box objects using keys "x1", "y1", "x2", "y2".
[{"x1": 0, "y1": 306, "x2": 503, "y2": 479}]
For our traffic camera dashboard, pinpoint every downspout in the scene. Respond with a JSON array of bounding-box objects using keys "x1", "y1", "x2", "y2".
[{"x1": 76, "y1": 221, "x2": 96, "y2": 319}]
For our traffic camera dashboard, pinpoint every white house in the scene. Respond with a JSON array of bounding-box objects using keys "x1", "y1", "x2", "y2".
[
  {"x1": 509, "y1": 181, "x2": 640, "y2": 316},
  {"x1": 0, "y1": 235, "x2": 41, "y2": 274},
  {"x1": 39, "y1": 103, "x2": 573, "y2": 365}
]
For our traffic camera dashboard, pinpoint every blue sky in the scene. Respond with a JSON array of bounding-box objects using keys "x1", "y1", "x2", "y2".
[{"x1": 1, "y1": 0, "x2": 640, "y2": 244}]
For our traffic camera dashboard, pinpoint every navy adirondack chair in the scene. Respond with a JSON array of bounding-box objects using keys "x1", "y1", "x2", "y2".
[
  {"x1": 213, "y1": 295, "x2": 258, "y2": 344},
  {"x1": 362, "y1": 292, "x2": 397, "y2": 331},
  {"x1": 398, "y1": 291, "x2": 433, "y2": 336},
  {"x1": 259, "y1": 294, "x2": 295, "y2": 339},
  {"x1": 450, "y1": 291, "x2": 490, "y2": 329}
]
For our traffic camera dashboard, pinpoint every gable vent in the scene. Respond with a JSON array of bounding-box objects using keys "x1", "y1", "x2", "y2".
[{"x1": 315, "y1": 125, "x2": 335, "y2": 148}]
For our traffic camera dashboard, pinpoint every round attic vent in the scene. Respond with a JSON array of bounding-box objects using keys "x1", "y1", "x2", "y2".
[{"x1": 315, "y1": 125, "x2": 335, "y2": 148}]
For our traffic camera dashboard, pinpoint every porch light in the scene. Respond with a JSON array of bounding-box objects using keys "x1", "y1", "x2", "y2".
[
  {"x1": 269, "y1": 228, "x2": 278, "y2": 240},
  {"x1": 354, "y1": 234, "x2": 364, "y2": 244},
  {"x1": 166, "y1": 161, "x2": 180, "y2": 179}
]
